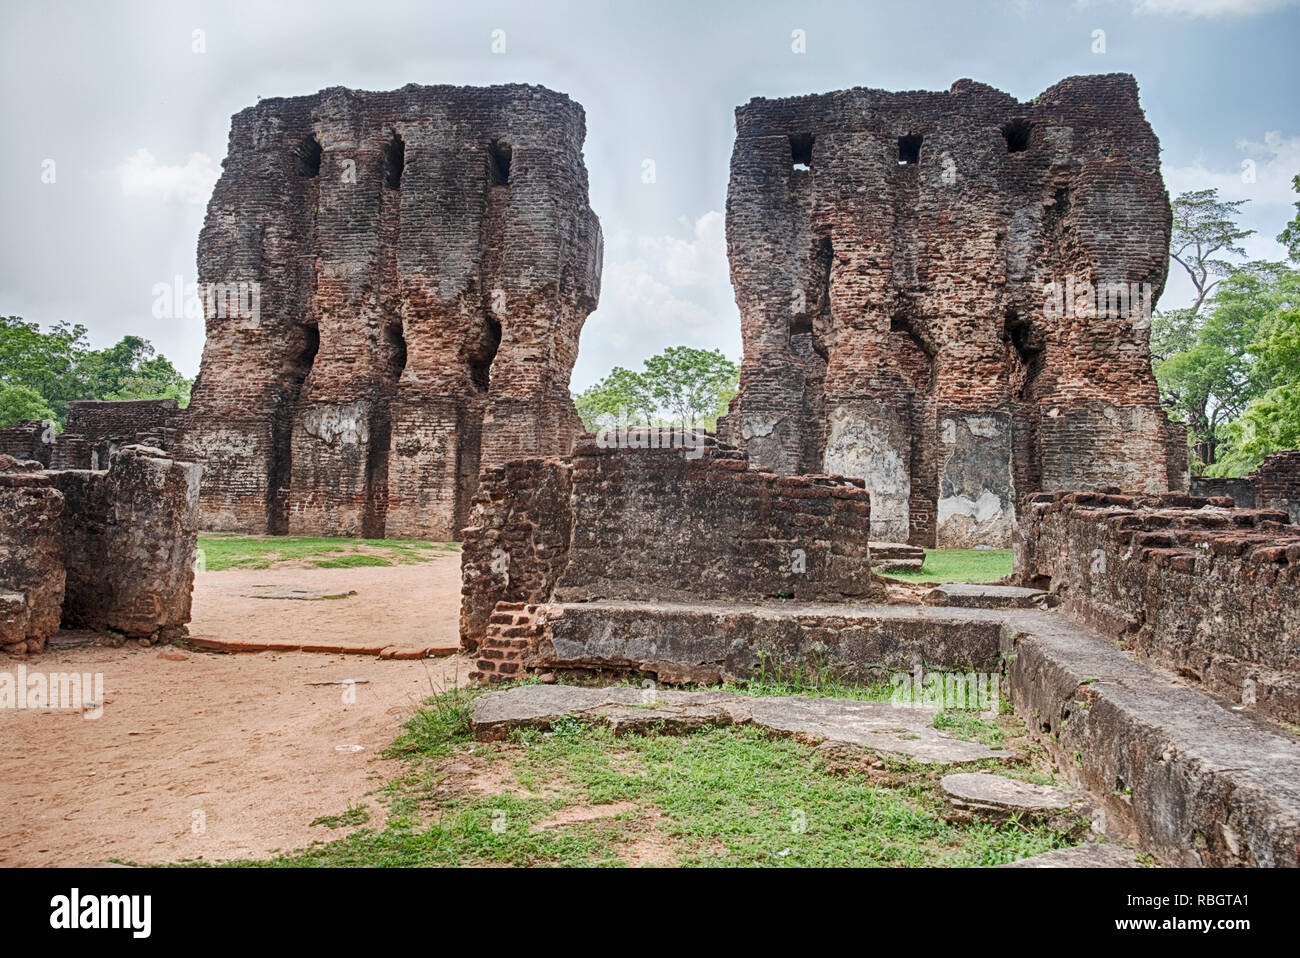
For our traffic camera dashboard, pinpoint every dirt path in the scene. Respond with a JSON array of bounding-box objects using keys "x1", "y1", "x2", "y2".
[
  {"x1": 189, "y1": 554, "x2": 461, "y2": 651},
  {"x1": 0, "y1": 556, "x2": 471, "y2": 866}
]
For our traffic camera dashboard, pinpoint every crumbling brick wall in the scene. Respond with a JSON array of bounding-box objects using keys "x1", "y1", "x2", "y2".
[
  {"x1": 0, "y1": 446, "x2": 202, "y2": 654},
  {"x1": 459, "y1": 458, "x2": 573, "y2": 653},
  {"x1": 50, "y1": 399, "x2": 184, "y2": 469},
  {"x1": 0, "y1": 420, "x2": 53, "y2": 466},
  {"x1": 459, "y1": 435, "x2": 877, "y2": 652},
  {"x1": 1188, "y1": 448, "x2": 1300, "y2": 519},
  {"x1": 1015, "y1": 489, "x2": 1300, "y2": 725},
  {"x1": 554, "y1": 438, "x2": 874, "y2": 604},
  {"x1": 720, "y1": 74, "x2": 1176, "y2": 548},
  {"x1": 176, "y1": 84, "x2": 603, "y2": 540},
  {"x1": 1253, "y1": 449, "x2": 1300, "y2": 524}
]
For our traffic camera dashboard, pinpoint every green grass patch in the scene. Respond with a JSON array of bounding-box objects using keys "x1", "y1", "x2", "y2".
[
  {"x1": 933, "y1": 710, "x2": 1006, "y2": 748},
  {"x1": 196, "y1": 534, "x2": 460, "y2": 571},
  {"x1": 883, "y1": 548, "x2": 1013, "y2": 584},
  {"x1": 219, "y1": 685, "x2": 1078, "y2": 869},
  {"x1": 310, "y1": 805, "x2": 371, "y2": 829}
]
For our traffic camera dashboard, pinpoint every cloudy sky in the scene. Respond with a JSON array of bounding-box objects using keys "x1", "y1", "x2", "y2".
[{"x1": 1, "y1": 0, "x2": 1297, "y2": 389}]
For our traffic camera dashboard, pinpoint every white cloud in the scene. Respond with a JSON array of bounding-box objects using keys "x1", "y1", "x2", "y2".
[
  {"x1": 114, "y1": 149, "x2": 219, "y2": 205},
  {"x1": 1132, "y1": 0, "x2": 1298, "y2": 17},
  {"x1": 1163, "y1": 130, "x2": 1300, "y2": 207},
  {"x1": 574, "y1": 211, "x2": 740, "y2": 388}
]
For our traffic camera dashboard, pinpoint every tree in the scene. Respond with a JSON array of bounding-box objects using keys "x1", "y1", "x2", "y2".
[
  {"x1": 1, "y1": 317, "x2": 192, "y2": 425},
  {"x1": 0, "y1": 316, "x2": 90, "y2": 421},
  {"x1": 1155, "y1": 266, "x2": 1295, "y2": 468},
  {"x1": 79, "y1": 335, "x2": 191, "y2": 405},
  {"x1": 0, "y1": 384, "x2": 56, "y2": 429},
  {"x1": 1279, "y1": 174, "x2": 1300, "y2": 263},
  {"x1": 1168, "y1": 189, "x2": 1255, "y2": 314},
  {"x1": 1208, "y1": 267, "x2": 1300, "y2": 474},
  {"x1": 641, "y1": 346, "x2": 739, "y2": 428},
  {"x1": 574, "y1": 347, "x2": 739, "y2": 432},
  {"x1": 575, "y1": 365, "x2": 657, "y2": 430}
]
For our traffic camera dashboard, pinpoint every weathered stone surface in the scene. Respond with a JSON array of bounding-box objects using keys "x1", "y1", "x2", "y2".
[
  {"x1": 940, "y1": 772, "x2": 1089, "y2": 831},
  {"x1": 998, "y1": 844, "x2": 1142, "y2": 868},
  {"x1": 1014, "y1": 489, "x2": 1300, "y2": 724},
  {"x1": 470, "y1": 684, "x2": 1014, "y2": 764},
  {"x1": 529, "y1": 600, "x2": 1007, "y2": 685},
  {"x1": 176, "y1": 84, "x2": 602, "y2": 539},
  {"x1": 0, "y1": 462, "x2": 66, "y2": 652},
  {"x1": 924, "y1": 583, "x2": 1049, "y2": 609},
  {"x1": 1189, "y1": 449, "x2": 1300, "y2": 523},
  {"x1": 719, "y1": 75, "x2": 1178, "y2": 548},
  {"x1": 1002, "y1": 607, "x2": 1300, "y2": 867}
]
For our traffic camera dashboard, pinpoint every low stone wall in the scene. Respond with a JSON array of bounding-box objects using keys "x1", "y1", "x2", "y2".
[
  {"x1": 460, "y1": 435, "x2": 878, "y2": 654},
  {"x1": 1014, "y1": 489, "x2": 1300, "y2": 724},
  {"x1": 1255, "y1": 449, "x2": 1300, "y2": 524},
  {"x1": 51, "y1": 399, "x2": 185, "y2": 470},
  {"x1": 0, "y1": 446, "x2": 202, "y2": 653},
  {"x1": 471, "y1": 600, "x2": 1007, "y2": 686}
]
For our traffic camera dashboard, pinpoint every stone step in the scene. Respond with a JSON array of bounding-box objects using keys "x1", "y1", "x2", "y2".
[
  {"x1": 869, "y1": 541, "x2": 927, "y2": 572},
  {"x1": 940, "y1": 771, "x2": 1094, "y2": 835},
  {"x1": 536, "y1": 599, "x2": 1010, "y2": 685},
  {"x1": 1002, "y1": 608, "x2": 1300, "y2": 867},
  {"x1": 925, "y1": 583, "x2": 1050, "y2": 609},
  {"x1": 470, "y1": 684, "x2": 1015, "y2": 765}
]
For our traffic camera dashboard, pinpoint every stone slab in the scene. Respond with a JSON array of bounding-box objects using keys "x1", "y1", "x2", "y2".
[
  {"x1": 246, "y1": 588, "x2": 358, "y2": 601},
  {"x1": 925, "y1": 583, "x2": 1049, "y2": 609},
  {"x1": 470, "y1": 684, "x2": 1015, "y2": 765}
]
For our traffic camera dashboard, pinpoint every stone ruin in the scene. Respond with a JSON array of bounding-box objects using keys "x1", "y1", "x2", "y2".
[
  {"x1": 717, "y1": 74, "x2": 1186, "y2": 547},
  {"x1": 1190, "y1": 449, "x2": 1300, "y2": 524},
  {"x1": 0, "y1": 398, "x2": 184, "y2": 471},
  {"x1": 455, "y1": 75, "x2": 1300, "y2": 866},
  {"x1": 0, "y1": 446, "x2": 201, "y2": 654},
  {"x1": 174, "y1": 84, "x2": 603, "y2": 540}
]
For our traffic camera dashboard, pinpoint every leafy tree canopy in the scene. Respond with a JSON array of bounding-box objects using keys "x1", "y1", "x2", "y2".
[
  {"x1": 575, "y1": 346, "x2": 739, "y2": 432},
  {"x1": 0, "y1": 316, "x2": 192, "y2": 428}
]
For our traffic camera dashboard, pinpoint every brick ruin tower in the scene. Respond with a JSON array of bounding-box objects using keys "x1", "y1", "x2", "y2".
[
  {"x1": 719, "y1": 74, "x2": 1184, "y2": 547},
  {"x1": 177, "y1": 84, "x2": 603, "y2": 539}
]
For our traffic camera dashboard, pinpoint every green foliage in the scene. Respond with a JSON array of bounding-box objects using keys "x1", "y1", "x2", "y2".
[
  {"x1": 1157, "y1": 266, "x2": 1300, "y2": 473},
  {"x1": 0, "y1": 384, "x2": 56, "y2": 428},
  {"x1": 1153, "y1": 185, "x2": 1300, "y2": 472},
  {"x1": 575, "y1": 346, "x2": 738, "y2": 432},
  {"x1": 1279, "y1": 174, "x2": 1300, "y2": 263},
  {"x1": 0, "y1": 316, "x2": 192, "y2": 425},
  {"x1": 0, "y1": 316, "x2": 88, "y2": 421}
]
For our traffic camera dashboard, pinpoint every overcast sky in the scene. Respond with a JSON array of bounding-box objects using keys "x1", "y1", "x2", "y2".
[{"x1": 2, "y1": 0, "x2": 1297, "y2": 389}]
